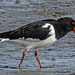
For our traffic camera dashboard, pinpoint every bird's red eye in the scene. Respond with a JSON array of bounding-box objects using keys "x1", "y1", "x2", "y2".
[{"x1": 72, "y1": 22, "x2": 75, "y2": 25}]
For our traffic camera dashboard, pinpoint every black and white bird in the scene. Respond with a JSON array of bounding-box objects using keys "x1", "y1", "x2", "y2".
[{"x1": 0, "y1": 17, "x2": 75, "y2": 69}]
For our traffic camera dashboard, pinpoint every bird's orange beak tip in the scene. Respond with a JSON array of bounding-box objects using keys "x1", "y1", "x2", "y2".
[{"x1": 74, "y1": 27, "x2": 75, "y2": 32}]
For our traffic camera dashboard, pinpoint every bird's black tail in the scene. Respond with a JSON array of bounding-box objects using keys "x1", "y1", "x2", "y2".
[
  {"x1": 0, "y1": 31, "x2": 14, "y2": 42},
  {"x1": 0, "y1": 25, "x2": 27, "y2": 40},
  {"x1": 0, "y1": 26, "x2": 25, "y2": 40},
  {"x1": 0, "y1": 31, "x2": 13, "y2": 39}
]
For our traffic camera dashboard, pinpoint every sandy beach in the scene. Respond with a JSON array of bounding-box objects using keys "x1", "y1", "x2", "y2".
[{"x1": 0, "y1": 0, "x2": 75, "y2": 75}]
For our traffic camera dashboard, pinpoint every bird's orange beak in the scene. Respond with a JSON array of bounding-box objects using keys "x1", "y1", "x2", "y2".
[{"x1": 74, "y1": 27, "x2": 75, "y2": 32}]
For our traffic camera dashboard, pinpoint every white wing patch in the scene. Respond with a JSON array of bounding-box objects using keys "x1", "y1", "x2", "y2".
[
  {"x1": 42, "y1": 23, "x2": 51, "y2": 28},
  {"x1": 42, "y1": 23, "x2": 56, "y2": 37},
  {"x1": 48, "y1": 24, "x2": 56, "y2": 37}
]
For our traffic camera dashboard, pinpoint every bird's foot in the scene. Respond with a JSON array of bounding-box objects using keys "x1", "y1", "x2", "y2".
[
  {"x1": 19, "y1": 64, "x2": 22, "y2": 69},
  {"x1": 40, "y1": 65, "x2": 44, "y2": 68},
  {"x1": 43, "y1": 65, "x2": 54, "y2": 68},
  {"x1": 40, "y1": 65, "x2": 54, "y2": 68}
]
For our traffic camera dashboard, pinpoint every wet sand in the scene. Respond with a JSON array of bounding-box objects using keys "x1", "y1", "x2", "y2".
[{"x1": 0, "y1": 0, "x2": 75, "y2": 75}]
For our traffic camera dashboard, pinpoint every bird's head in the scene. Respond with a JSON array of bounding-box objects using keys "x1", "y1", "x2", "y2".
[{"x1": 57, "y1": 17, "x2": 75, "y2": 33}]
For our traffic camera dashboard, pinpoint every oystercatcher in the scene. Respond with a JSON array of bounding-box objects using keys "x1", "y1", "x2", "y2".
[{"x1": 0, "y1": 17, "x2": 75, "y2": 69}]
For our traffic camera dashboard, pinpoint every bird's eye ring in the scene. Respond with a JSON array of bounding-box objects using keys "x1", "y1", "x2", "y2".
[{"x1": 72, "y1": 22, "x2": 75, "y2": 25}]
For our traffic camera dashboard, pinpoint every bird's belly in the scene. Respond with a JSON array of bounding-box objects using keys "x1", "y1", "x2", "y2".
[
  {"x1": 2, "y1": 36, "x2": 57, "y2": 49},
  {"x1": 36, "y1": 36, "x2": 57, "y2": 48}
]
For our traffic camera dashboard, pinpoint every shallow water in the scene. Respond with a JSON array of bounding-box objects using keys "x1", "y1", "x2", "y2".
[{"x1": 0, "y1": 0, "x2": 75, "y2": 74}]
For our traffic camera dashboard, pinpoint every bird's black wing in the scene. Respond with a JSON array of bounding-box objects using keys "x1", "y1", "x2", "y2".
[{"x1": 0, "y1": 19, "x2": 56, "y2": 40}]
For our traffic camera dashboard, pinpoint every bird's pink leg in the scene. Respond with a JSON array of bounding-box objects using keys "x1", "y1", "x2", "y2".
[
  {"x1": 19, "y1": 50, "x2": 27, "y2": 69},
  {"x1": 34, "y1": 51, "x2": 43, "y2": 68}
]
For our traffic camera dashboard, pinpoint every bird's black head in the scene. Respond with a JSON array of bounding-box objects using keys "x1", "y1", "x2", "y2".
[{"x1": 57, "y1": 17, "x2": 75, "y2": 33}]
